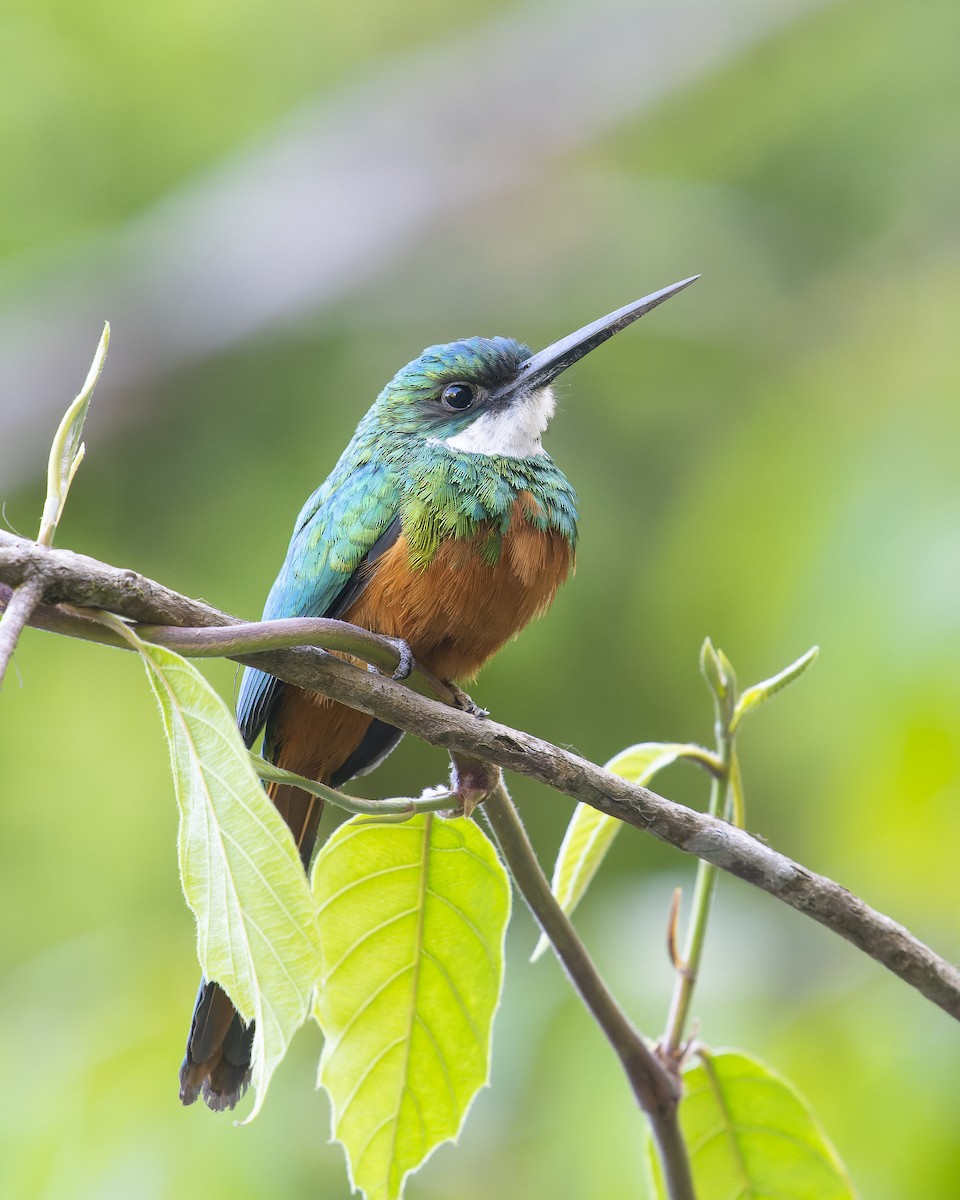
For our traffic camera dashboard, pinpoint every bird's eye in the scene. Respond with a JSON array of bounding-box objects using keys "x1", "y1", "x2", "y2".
[{"x1": 440, "y1": 383, "x2": 477, "y2": 411}]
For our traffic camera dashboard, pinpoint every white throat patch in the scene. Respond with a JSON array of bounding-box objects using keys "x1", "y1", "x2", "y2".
[{"x1": 444, "y1": 386, "x2": 555, "y2": 458}]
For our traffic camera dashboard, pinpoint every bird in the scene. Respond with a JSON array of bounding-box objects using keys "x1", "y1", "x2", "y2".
[{"x1": 178, "y1": 275, "x2": 698, "y2": 1111}]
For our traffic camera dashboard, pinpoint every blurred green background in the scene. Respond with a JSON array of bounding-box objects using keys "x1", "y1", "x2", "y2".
[{"x1": 2, "y1": 0, "x2": 959, "y2": 1196}]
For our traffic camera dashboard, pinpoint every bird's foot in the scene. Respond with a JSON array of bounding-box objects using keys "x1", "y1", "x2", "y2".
[
  {"x1": 387, "y1": 638, "x2": 415, "y2": 681},
  {"x1": 447, "y1": 683, "x2": 489, "y2": 719}
]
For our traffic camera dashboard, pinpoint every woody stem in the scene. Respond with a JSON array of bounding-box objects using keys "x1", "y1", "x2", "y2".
[{"x1": 483, "y1": 778, "x2": 695, "y2": 1200}]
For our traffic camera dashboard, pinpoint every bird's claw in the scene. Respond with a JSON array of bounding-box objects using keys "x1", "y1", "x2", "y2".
[
  {"x1": 390, "y1": 639, "x2": 415, "y2": 681},
  {"x1": 447, "y1": 683, "x2": 489, "y2": 718}
]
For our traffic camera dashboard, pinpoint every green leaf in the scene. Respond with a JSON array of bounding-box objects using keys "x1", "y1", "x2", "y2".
[
  {"x1": 313, "y1": 814, "x2": 510, "y2": 1200},
  {"x1": 649, "y1": 1048, "x2": 858, "y2": 1199},
  {"x1": 731, "y1": 645, "x2": 820, "y2": 732},
  {"x1": 532, "y1": 742, "x2": 707, "y2": 962},
  {"x1": 699, "y1": 637, "x2": 727, "y2": 703},
  {"x1": 139, "y1": 640, "x2": 320, "y2": 1120},
  {"x1": 38, "y1": 322, "x2": 109, "y2": 546}
]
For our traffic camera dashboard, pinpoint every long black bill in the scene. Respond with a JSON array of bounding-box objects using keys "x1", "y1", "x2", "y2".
[{"x1": 495, "y1": 275, "x2": 699, "y2": 400}]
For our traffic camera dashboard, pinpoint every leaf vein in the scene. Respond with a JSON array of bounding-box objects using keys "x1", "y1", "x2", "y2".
[
  {"x1": 421, "y1": 948, "x2": 485, "y2": 1050},
  {"x1": 336, "y1": 1034, "x2": 406, "y2": 1118},
  {"x1": 413, "y1": 1011, "x2": 458, "y2": 1114},
  {"x1": 425, "y1": 889, "x2": 497, "y2": 969},
  {"x1": 315, "y1": 861, "x2": 420, "y2": 917},
  {"x1": 322, "y1": 961, "x2": 416, "y2": 1066},
  {"x1": 323, "y1": 906, "x2": 421, "y2": 983}
]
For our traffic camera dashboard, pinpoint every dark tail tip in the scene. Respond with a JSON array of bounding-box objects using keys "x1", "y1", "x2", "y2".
[
  {"x1": 180, "y1": 977, "x2": 254, "y2": 1112},
  {"x1": 178, "y1": 1064, "x2": 202, "y2": 1107},
  {"x1": 179, "y1": 1054, "x2": 250, "y2": 1111}
]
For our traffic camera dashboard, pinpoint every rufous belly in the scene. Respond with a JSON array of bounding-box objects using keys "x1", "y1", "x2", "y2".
[{"x1": 269, "y1": 496, "x2": 574, "y2": 798}]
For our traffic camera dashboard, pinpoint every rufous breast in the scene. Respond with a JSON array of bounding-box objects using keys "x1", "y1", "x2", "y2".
[{"x1": 344, "y1": 491, "x2": 574, "y2": 682}]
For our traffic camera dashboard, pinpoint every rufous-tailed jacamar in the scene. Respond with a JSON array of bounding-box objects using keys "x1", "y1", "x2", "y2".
[{"x1": 179, "y1": 275, "x2": 698, "y2": 1110}]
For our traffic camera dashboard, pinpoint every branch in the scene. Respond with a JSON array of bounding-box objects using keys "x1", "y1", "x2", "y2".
[
  {"x1": 0, "y1": 576, "x2": 44, "y2": 686},
  {"x1": 483, "y1": 777, "x2": 694, "y2": 1200},
  {"x1": 3, "y1": 528, "x2": 959, "y2": 1023}
]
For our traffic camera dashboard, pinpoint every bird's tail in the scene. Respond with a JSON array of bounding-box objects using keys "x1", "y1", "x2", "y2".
[
  {"x1": 178, "y1": 977, "x2": 254, "y2": 1110},
  {"x1": 178, "y1": 779, "x2": 323, "y2": 1111}
]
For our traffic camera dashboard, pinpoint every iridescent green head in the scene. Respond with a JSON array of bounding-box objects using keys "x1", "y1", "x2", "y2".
[
  {"x1": 367, "y1": 276, "x2": 700, "y2": 458},
  {"x1": 373, "y1": 336, "x2": 549, "y2": 456}
]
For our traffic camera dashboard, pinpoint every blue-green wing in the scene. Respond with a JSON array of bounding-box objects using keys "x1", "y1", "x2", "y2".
[{"x1": 236, "y1": 460, "x2": 399, "y2": 746}]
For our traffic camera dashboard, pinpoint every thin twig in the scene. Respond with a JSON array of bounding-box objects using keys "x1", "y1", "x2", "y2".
[
  {"x1": 252, "y1": 757, "x2": 455, "y2": 819},
  {"x1": 483, "y1": 779, "x2": 695, "y2": 1200},
  {"x1": 662, "y1": 754, "x2": 728, "y2": 1058},
  {"x1": 2, "y1": 530, "x2": 960, "y2": 1023},
  {"x1": 0, "y1": 576, "x2": 44, "y2": 687},
  {"x1": 661, "y1": 647, "x2": 741, "y2": 1059}
]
